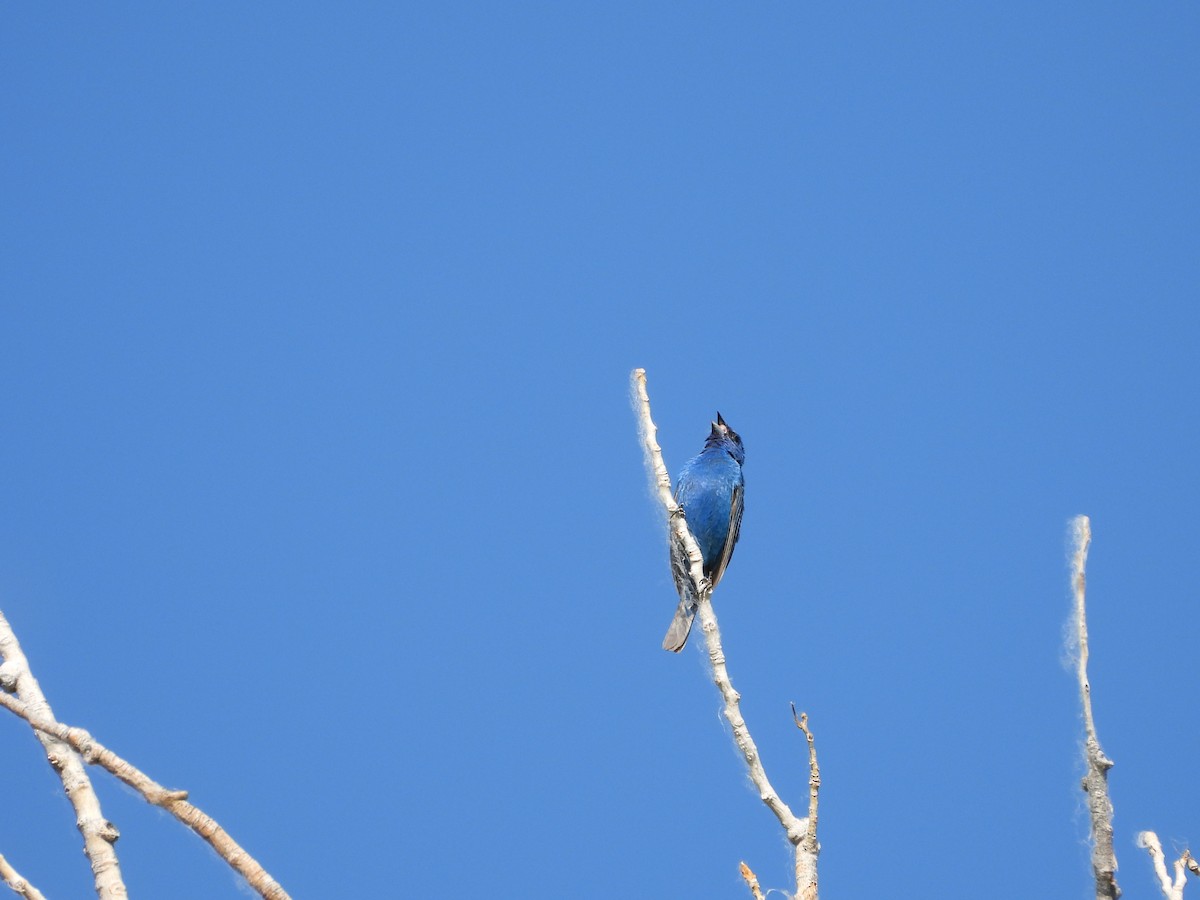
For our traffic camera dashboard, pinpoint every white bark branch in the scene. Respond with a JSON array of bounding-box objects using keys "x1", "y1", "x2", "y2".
[
  {"x1": 632, "y1": 368, "x2": 816, "y2": 898},
  {"x1": 0, "y1": 610, "x2": 127, "y2": 899},
  {"x1": 0, "y1": 689, "x2": 290, "y2": 900},
  {"x1": 1069, "y1": 516, "x2": 1120, "y2": 900},
  {"x1": 792, "y1": 706, "x2": 820, "y2": 900},
  {"x1": 0, "y1": 853, "x2": 47, "y2": 900}
]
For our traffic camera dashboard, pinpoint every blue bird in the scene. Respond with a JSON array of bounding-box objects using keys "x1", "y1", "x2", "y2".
[{"x1": 662, "y1": 413, "x2": 745, "y2": 652}]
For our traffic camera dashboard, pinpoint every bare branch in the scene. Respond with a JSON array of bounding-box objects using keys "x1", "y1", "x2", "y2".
[
  {"x1": 791, "y1": 706, "x2": 820, "y2": 900},
  {"x1": 739, "y1": 861, "x2": 765, "y2": 900},
  {"x1": 632, "y1": 369, "x2": 815, "y2": 898},
  {"x1": 1069, "y1": 516, "x2": 1120, "y2": 900},
  {"x1": 0, "y1": 688, "x2": 290, "y2": 900},
  {"x1": 0, "y1": 610, "x2": 127, "y2": 899},
  {"x1": 0, "y1": 852, "x2": 47, "y2": 900},
  {"x1": 1137, "y1": 832, "x2": 1189, "y2": 900},
  {"x1": 629, "y1": 369, "x2": 703, "y2": 580}
]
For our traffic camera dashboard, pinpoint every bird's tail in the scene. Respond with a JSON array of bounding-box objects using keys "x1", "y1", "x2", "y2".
[{"x1": 662, "y1": 598, "x2": 695, "y2": 652}]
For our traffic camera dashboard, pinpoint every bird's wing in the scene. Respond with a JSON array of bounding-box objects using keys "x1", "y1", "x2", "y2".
[
  {"x1": 668, "y1": 527, "x2": 696, "y2": 604},
  {"x1": 709, "y1": 481, "x2": 743, "y2": 589}
]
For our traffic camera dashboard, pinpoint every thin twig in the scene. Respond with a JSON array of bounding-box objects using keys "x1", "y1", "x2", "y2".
[
  {"x1": 791, "y1": 705, "x2": 820, "y2": 900},
  {"x1": 632, "y1": 369, "x2": 814, "y2": 898},
  {"x1": 1070, "y1": 516, "x2": 1120, "y2": 900},
  {"x1": 0, "y1": 690, "x2": 290, "y2": 900},
  {"x1": 0, "y1": 852, "x2": 47, "y2": 900},
  {"x1": 0, "y1": 610, "x2": 127, "y2": 898},
  {"x1": 739, "y1": 861, "x2": 765, "y2": 900},
  {"x1": 1137, "y1": 832, "x2": 1189, "y2": 900}
]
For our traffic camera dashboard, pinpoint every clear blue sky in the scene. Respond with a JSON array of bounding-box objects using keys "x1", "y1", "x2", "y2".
[{"x1": 2, "y1": 4, "x2": 1197, "y2": 898}]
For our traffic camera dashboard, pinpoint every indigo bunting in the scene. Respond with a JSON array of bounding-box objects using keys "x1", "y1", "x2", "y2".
[{"x1": 662, "y1": 413, "x2": 745, "y2": 652}]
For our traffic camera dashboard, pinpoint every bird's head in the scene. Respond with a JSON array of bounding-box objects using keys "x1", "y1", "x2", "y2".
[{"x1": 707, "y1": 412, "x2": 745, "y2": 465}]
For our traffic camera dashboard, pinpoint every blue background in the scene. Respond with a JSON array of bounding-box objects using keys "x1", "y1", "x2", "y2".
[{"x1": 2, "y1": 4, "x2": 1197, "y2": 897}]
